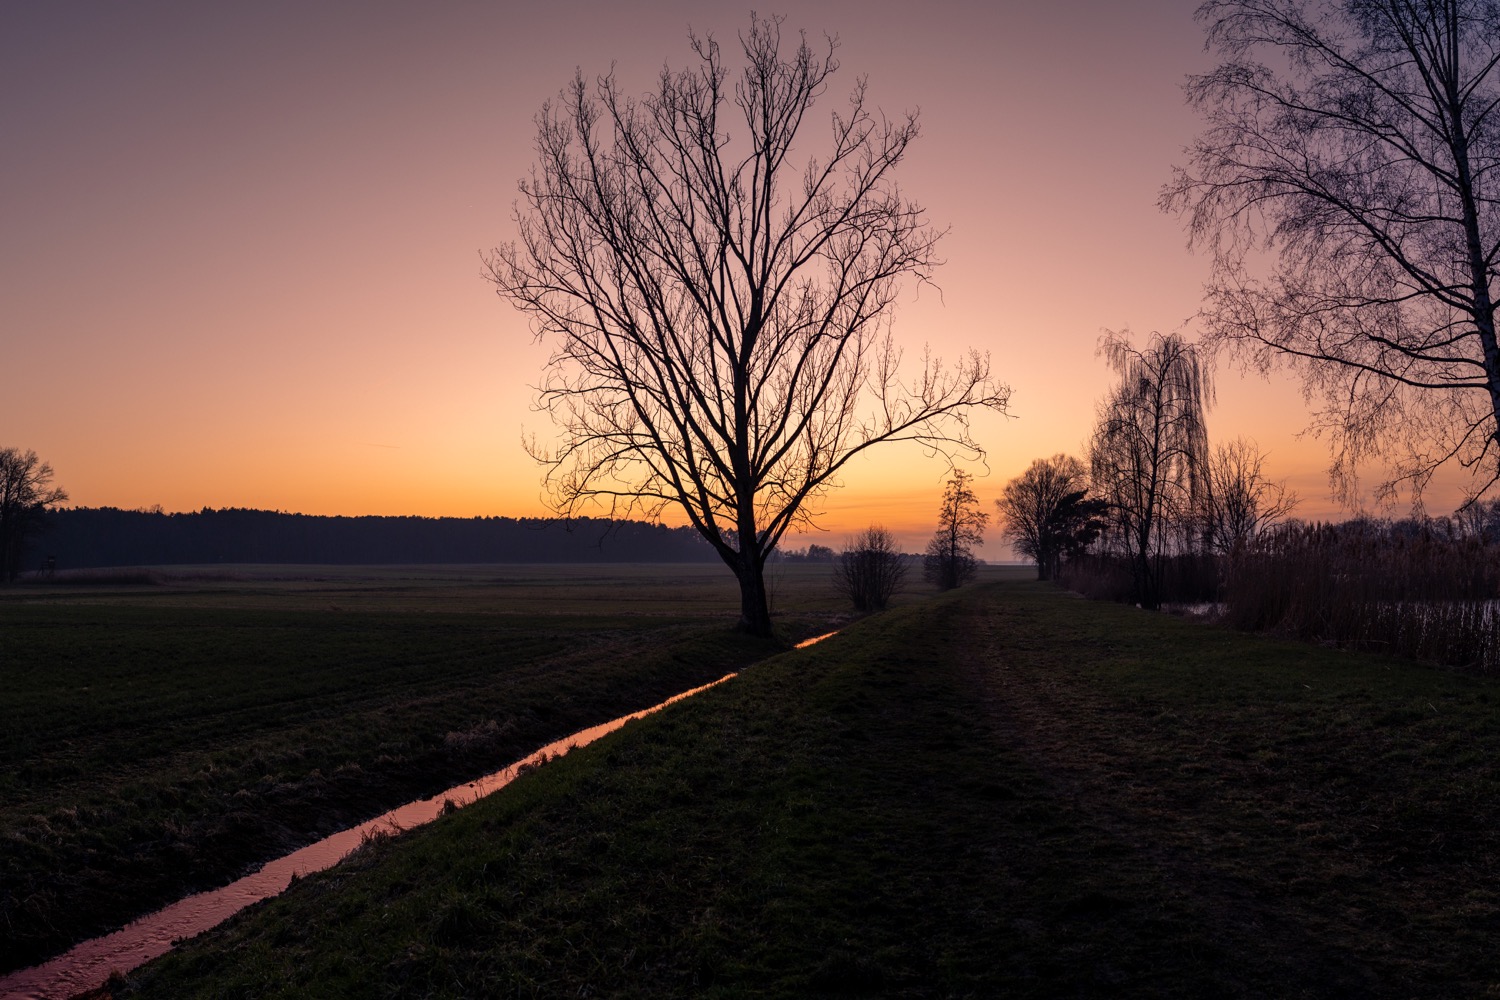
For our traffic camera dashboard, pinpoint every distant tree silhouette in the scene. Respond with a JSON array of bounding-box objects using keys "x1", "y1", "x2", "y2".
[
  {"x1": 30, "y1": 508, "x2": 718, "y2": 570},
  {"x1": 0, "y1": 448, "x2": 67, "y2": 582},
  {"x1": 924, "y1": 471, "x2": 987, "y2": 590},
  {"x1": 485, "y1": 15, "x2": 1009, "y2": 636},
  {"x1": 1206, "y1": 437, "x2": 1299, "y2": 557},
  {"x1": 997, "y1": 455, "x2": 1106, "y2": 581},
  {"x1": 1453, "y1": 497, "x2": 1500, "y2": 543},
  {"x1": 1051, "y1": 492, "x2": 1109, "y2": 570},
  {"x1": 833, "y1": 526, "x2": 907, "y2": 611},
  {"x1": 1164, "y1": 0, "x2": 1500, "y2": 507},
  {"x1": 1089, "y1": 332, "x2": 1212, "y2": 609}
]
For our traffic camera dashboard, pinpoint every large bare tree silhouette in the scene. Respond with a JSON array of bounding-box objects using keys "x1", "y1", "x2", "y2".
[
  {"x1": 487, "y1": 16, "x2": 1009, "y2": 635},
  {"x1": 1165, "y1": 0, "x2": 1500, "y2": 507}
]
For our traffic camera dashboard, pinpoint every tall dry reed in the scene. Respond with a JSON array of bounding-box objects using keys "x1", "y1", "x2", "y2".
[{"x1": 1223, "y1": 521, "x2": 1500, "y2": 672}]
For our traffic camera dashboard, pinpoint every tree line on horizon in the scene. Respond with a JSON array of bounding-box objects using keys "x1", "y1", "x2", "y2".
[
  {"x1": 9, "y1": 2, "x2": 1499, "y2": 625},
  {"x1": 17, "y1": 508, "x2": 718, "y2": 574}
]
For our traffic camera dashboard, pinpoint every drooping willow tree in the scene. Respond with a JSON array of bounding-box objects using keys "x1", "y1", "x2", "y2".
[
  {"x1": 486, "y1": 16, "x2": 1009, "y2": 635},
  {"x1": 1089, "y1": 332, "x2": 1214, "y2": 609}
]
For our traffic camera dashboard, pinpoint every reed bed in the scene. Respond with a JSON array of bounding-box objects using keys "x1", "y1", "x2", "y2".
[
  {"x1": 1224, "y1": 522, "x2": 1500, "y2": 672},
  {"x1": 1058, "y1": 520, "x2": 1500, "y2": 673}
]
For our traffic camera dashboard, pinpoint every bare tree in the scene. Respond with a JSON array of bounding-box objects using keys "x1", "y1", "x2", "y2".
[
  {"x1": 923, "y1": 470, "x2": 988, "y2": 590},
  {"x1": 1452, "y1": 495, "x2": 1500, "y2": 540},
  {"x1": 833, "y1": 525, "x2": 908, "y2": 611},
  {"x1": 996, "y1": 454, "x2": 1106, "y2": 581},
  {"x1": 0, "y1": 448, "x2": 68, "y2": 582},
  {"x1": 1164, "y1": 0, "x2": 1500, "y2": 507},
  {"x1": 486, "y1": 16, "x2": 1009, "y2": 636},
  {"x1": 1089, "y1": 332, "x2": 1213, "y2": 609},
  {"x1": 1206, "y1": 437, "x2": 1300, "y2": 555}
]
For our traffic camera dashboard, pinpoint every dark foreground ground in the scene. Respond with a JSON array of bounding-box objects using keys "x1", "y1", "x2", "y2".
[
  {"x1": 0, "y1": 564, "x2": 849, "y2": 974},
  {"x1": 111, "y1": 580, "x2": 1500, "y2": 998}
]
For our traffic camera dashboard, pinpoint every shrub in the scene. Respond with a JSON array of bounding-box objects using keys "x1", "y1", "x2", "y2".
[{"x1": 833, "y1": 527, "x2": 908, "y2": 612}]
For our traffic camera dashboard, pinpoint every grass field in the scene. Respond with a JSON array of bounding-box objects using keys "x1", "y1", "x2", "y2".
[
  {"x1": 96, "y1": 576, "x2": 1500, "y2": 998},
  {"x1": 1, "y1": 562, "x2": 941, "y2": 974}
]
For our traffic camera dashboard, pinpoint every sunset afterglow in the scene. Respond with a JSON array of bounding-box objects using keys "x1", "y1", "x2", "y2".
[{"x1": 2, "y1": 1, "x2": 1464, "y2": 554}]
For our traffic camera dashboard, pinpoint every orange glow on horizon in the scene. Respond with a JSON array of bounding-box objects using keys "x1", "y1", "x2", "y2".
[{"x1": 5, "y1": 2, "x2": 1484, "y2": 548}]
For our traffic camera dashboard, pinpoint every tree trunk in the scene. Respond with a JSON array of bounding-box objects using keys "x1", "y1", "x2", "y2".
[
  {"x1": 1445, "y1": 68, "x2": 1500, "y2": 466},
  {"x1": 735, "y1": 562, "x2": 773, "y2": 636},
  {"x1": 1037, "y1": 543, "x2": 1057, "y2": 582}
]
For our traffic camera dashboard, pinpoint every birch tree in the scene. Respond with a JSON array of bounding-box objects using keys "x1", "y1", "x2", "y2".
[{"x1": 1165, "y1": 0, "x2": 1500, "y2": 507}]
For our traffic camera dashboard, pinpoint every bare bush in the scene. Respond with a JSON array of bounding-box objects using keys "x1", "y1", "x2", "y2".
[
  {"x1": 1054, "y1": 554, "x2": 1134, "y2": 603},
  {"x1": 833, "y1": 526, "x2": 908, "y2": 612},
  {"x1": 1057, "y1": 551, "x2": 1219, "y2": 606}
]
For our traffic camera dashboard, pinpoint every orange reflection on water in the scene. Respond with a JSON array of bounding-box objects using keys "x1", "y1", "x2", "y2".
[
  {"x1": 795, "y1": 631, "x2": 839, "y2": 649},
  {"x1": 0, "y1": 672, "x2": 739, "y2": 1000}
]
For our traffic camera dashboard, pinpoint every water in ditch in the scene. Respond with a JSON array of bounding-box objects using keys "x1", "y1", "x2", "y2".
[{"x1": 3, "y1": 629, "x2": 839, "y2": 1000}]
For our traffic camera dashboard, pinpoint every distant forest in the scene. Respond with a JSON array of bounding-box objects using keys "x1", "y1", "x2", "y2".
[{"x1": 25, "y1": 508, "x2": 718, "y2": 570}]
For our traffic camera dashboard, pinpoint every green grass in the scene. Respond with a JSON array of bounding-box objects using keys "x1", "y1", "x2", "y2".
[
  {"x1": 0, "y1": 563, "x2": 892, "y2": 973},
  {"x1": 12, "y1": 561, "x2": 879, "y2": 616},
  {"x1": 113, "y1": 579, "x2": 1500, "y2": 998}
]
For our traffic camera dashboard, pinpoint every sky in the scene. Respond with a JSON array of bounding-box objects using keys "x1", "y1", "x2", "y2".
[{"x1": 1, "y1": 1, "x2": 1472, "y2": 554}]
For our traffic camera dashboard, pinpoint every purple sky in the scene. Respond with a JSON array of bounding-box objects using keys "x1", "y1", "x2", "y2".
[{"x1": 3, "y1": 1, "x2": 1447, "y2": 551}]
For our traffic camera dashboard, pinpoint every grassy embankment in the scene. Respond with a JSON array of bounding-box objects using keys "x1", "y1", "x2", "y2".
[
  {"x1": 116, "y1": 578, "x2": 1500, "y2": 998},
  {"x1": 0, "y1": 563, "x2": 854, "y2": 974}
]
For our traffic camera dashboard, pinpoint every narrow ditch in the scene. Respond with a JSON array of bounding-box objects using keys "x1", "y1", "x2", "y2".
[{"x1": 4, "y1": 630, "x2": 838, "y2": 1000}]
